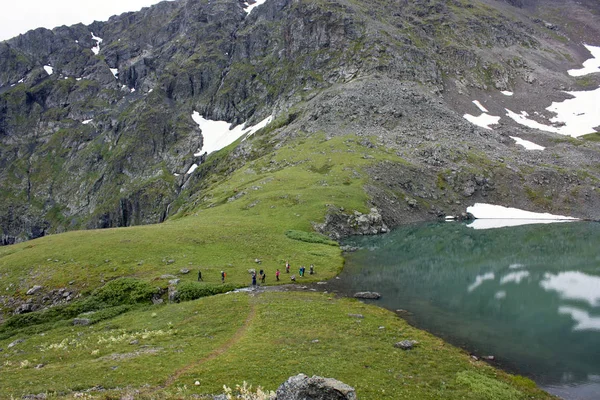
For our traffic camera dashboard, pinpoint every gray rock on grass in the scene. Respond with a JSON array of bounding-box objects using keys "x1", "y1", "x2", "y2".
[
  {"x1": 276, "y1": 374, "x2": 357, "y2": 400},
  {"x1": 26, "y1": 285, "x2": 42, "y2": 295},
  {"x1": 394, "y1": 340, "x2": 418, "y2": 350},
  {"x1": 8, "y1": 339, "x2": 24, "y2": 348}
]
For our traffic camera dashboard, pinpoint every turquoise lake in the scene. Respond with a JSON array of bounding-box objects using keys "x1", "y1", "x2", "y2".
[{"x1": 337, "y1": 221, "x2": 600, "y2": 400}]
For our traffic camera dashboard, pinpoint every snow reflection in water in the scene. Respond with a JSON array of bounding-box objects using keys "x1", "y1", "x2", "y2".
[{"x1": 338, "y1": 221, "x2": 600, "y2": 400}]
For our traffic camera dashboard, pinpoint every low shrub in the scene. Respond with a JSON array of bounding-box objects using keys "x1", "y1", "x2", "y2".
[
  {"x1": 0, "y1": 278, "x2": 155, "y2": 336},
  {"x1": 88, "y1": 304, "x2": 132, "y2": 323},
  {"x1": 285, "y1": 230, "x2": 338, "y2": 246},
  {"x1": 177, "y1": 282, "x2": 237, "y2": 302},
  {"x1": 92, "y1": 278, "x2": 158, "y2": 306}
]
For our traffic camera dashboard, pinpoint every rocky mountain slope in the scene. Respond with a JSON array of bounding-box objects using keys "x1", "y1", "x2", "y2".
[{"x1": 1, "y1": 0, "x2": 600, "y2": 244}]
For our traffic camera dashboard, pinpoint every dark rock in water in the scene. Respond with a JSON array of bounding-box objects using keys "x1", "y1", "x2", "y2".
[
  {"x1": 73, "y1": 318, "x2": 91, "y2": 326},
  {"x1": 458, "y1": 212, "x2": 474, "y2": 221},
  {"x1": 394, "y1": 340, "x2": 418, "y2": 350},
  {"x1": 276, "y1": 373, "x2": 357, "y2": 400},
  {"x1": 340, "y1": 245, "x2": 359, "y2": 252},
  {"x1": 353, "y1": 292, "x2": 381, "y2": 300}
]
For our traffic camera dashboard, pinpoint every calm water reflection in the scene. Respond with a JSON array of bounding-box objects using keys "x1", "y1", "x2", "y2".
[{"x1": 337, "y1": 222, "x2": 600, "y2": 400}]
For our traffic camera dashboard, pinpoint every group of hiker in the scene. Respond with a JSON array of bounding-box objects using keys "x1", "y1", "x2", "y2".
[
  {"x1": 196, "y1": 270, "x2": 226, "y2": 282},
  {"x1": 195, "y1": 261, "x2": 315, "y2": 286}
]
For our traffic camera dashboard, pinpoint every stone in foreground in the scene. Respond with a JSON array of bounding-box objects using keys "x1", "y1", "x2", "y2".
[
  {"x1": 353, "y1": 291, "x2": 381, "y2": 299},
  {"x1": 276, "y1": 373, "x2": 357, "y2": 400},
  {"x1": 394, "y1": 340, "x2": 418, "y2": 350}
]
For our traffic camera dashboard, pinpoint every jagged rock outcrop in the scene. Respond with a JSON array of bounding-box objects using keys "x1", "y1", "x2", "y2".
[
  {"x1": 315, "y1": 207, "x2": 388, "y2": 240},
  {"x1": 276, "y1": 374, "x2": 357, "y2": 400}
]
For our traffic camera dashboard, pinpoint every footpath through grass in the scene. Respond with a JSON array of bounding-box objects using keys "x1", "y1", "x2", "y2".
[{"x1": 0, "y1": 291, "x2": 552, "y2": 400}]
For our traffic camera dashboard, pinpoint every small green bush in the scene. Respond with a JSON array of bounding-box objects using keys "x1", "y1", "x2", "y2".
[
  {"x1": 455, "y1": 371, "x2": 523, "y2": 400},
  {"x1": 88, "y1": 305, "x2": 132, "y2": 323},
  {"x1": 285, "y1": 230, "x2": 338, "y2": 246},
  {"x1": 92, "y1": 278, "x2": 158, "y2": 306},
  {"x1": 177, "y1": 282, "x2": 237, "y2": 302}
]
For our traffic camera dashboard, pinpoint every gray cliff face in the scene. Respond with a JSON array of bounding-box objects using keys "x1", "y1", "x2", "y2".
[{"x1": 1, "y1": 0, "x2": 600, "y2": 243}]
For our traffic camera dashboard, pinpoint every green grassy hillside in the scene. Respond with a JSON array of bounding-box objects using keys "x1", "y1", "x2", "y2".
[
  {"x1": 0, "y1": 133, "x2": 400, "y2": 310},
  {"x1": 0, "y1": 133, "x2": 555, "y2": 399},
  {"x1": 0, "y1": 291, "x2": 552, "y2": 399}
]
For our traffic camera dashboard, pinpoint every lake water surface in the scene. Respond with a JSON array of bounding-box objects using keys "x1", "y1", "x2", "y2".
[{"x1": 336, "y1": 221, "x2": 600, "y2": 400}]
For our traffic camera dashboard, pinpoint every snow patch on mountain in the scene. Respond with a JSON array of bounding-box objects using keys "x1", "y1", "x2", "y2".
[
  {"x1": 243, "y1": 0, "x2": 267, "y2": 14},
  {"x1": 467, "y1": 203, "x2": 577, "y2": 221},
  {"x1": 472, "y1": 100, "x2": 488, "y2": 113},
  {"x1": 91, "y1": 32, "x2": 103, "y2": 55},
  {"x1": 510, "y1": 136, "x2": 545, "y2": 150},
  {"x1": 568, "y1": 44, "x2": 600, "y2": 77},
  {"x1": 506, "y1": 44, "x2": 600, "y2": 137},
  {"x1": 191, "y1": 112, "x2": 273, "y2": 156},
  {"x1": 463, "y1": 113, "x2": 501, "y2": 130}
]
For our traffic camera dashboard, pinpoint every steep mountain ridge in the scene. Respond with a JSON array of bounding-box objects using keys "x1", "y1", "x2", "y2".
[{"x1": 1, "y1": 0, "x2": 600, "y2": 244}]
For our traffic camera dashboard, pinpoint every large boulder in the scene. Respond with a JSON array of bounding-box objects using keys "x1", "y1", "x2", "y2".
[
  {"x1": 276, "y1": 373, "x2": 357, "y2": 400},
  {"x1": 353, "y1": 292, "x2": 381, "y2": 300}
]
